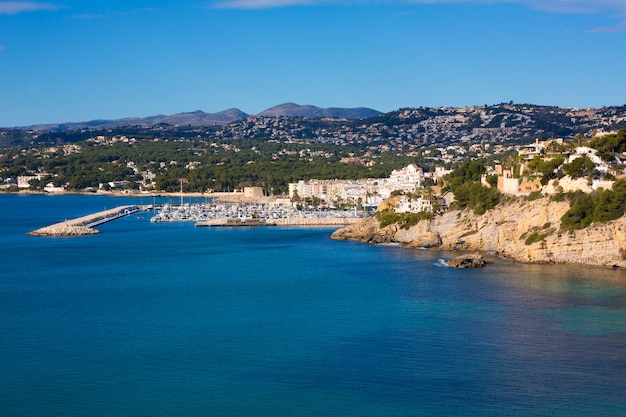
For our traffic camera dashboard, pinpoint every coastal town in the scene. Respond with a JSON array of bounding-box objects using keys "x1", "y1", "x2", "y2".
[
  {"x1": 6, "y1": 2, "x2": 626, "y2": 415},
  {"x1": 4, "y1": 104, "x2": 626, "y2": 248},
  {"x1": 21, "y1": 126, "x2": 626, "y2": 246},
  {"x1": 3, "y1": 103, "x2": 626, "y2": 197}
]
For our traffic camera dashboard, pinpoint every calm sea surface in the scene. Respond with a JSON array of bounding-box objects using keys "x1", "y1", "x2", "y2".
[{"x1": 1, "y1": 194, "x2": 626, "y2": 417}]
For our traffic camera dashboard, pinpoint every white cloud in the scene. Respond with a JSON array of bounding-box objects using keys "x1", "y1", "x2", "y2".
[
  {"x1": 506, "y1": 0, "x2": 626, "y2": 14},
  {"x1": 589, "y1": 20, "x2": 626, "y2": 32},
  {"x1": 0, "y1": 1, "x2": 58, "y2": 15},
  {"x1": 211, "y1": 0, "x2": 626, "y2": 14},
  {"x1": 410, "y1": 0, "x2": 626, "y2": 13},
  {"x1": 391, "y1": 0, "x2": 626, "y2": 15}
]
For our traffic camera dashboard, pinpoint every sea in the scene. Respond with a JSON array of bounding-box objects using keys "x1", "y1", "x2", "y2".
[{"x1": 1, "y1": 193, "x2": 626, "y2": 417}]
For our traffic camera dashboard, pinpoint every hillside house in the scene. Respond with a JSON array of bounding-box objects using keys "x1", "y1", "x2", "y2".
[
  {"x1": 518, "y1": 138, "x2": 564, "y2": 160},
  {"x1": 568, "y1": 147, "x2": 609, "y2": 174}
]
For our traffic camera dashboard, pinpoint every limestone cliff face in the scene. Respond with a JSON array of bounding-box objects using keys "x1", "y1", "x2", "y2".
[{"x1": 331, "y1": 198, "x2": 626, "y2": 268}]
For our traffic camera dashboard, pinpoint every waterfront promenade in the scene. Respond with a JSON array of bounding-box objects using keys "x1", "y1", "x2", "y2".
[{"x1": 28, "y1": 205, "x2": 141, "y2": 236}]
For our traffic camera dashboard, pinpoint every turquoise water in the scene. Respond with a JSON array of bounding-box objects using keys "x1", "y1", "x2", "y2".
[{"x1": 1, "y1": 194, "x2": 626, "y2": 416}]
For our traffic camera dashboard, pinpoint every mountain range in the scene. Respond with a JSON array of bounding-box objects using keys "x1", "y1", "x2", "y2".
[
  {"x1": 257, "y1": 102, "x2": 381, "y2": 119},
  {"x1": 22, "y1": 103, "x2": 382, "y2": 132}
]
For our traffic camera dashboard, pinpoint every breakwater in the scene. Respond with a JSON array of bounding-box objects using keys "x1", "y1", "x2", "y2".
[{"x1": 28, "y1": 205, "x2": 141, "y2": 236}]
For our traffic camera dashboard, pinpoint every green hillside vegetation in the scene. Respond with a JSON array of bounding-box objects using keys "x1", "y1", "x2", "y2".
[
  {"x1": 589, "y1": 129, "x2": 626, "y2": 161},
  {"x1": 561, "y1": 155, "x2": 596, "y2": 179},
  {"x1": 560, "y1": 180, "x2": 626, "y2": 230},
  {"x1": 527, "y1": 155, "x2": 565, "y2": 184},
  {"x1": 444, "y1": 161, "x2": 501, "y2": 215},
  {"x1": 376, "y1": 210, "x2": 433, "y2": 230},
  {"x1": 0, "y1": 137, "x2": 407, "y2": 194}
]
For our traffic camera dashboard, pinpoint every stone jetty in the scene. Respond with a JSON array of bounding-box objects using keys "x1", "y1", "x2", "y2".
[{"x1": 28, "y1": 205, "x2": 139, "y2": 236}]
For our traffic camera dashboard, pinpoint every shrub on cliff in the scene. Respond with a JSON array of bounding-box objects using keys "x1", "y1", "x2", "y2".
[
  {"x1": 589, "y1": 128, "x2": 626, "y2": 162},
  {"x1": 527, "y1": 155, "x2": 565, "y2": 184},
  {"x1": 450, "y1": 181, "x2": 501, "y2": 215},
  {"x1": 445, "y1": 161, "x2": 485, "y2": 187},
  {"x1": 524, "y1": 231, "x2": 549, "y2": 245},
  {"x1": 444, "y1": 162, "x2": 501, "y2": 215},
  {"x1": 376, "y1": 210, "x2": 432, "y2": 229},
  {"x1": 561, "y1": 180, "x2": 626, "y2": 230},
  {"x1": 562, "y1": 155, "x2": 595, "y2": 179}
]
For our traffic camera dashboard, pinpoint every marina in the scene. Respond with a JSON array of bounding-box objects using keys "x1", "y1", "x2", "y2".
[
  {"x1": 151, "y1": 202, "x2": 365, "y2": 227},
  {"x1": 28, "y1": 202, "x2": 364, "y2": 236}
]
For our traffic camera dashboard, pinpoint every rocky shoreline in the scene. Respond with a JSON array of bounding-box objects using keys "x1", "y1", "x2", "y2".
[
  {"x1": 447, "y1": 253, "x2": 486, "y2": 268},
  {"x1": 331, "y1": 197, "x2": 626, "y2": 269},
  {"x1": 28, "y1": 223, "x2": 101, "y2": 237}
]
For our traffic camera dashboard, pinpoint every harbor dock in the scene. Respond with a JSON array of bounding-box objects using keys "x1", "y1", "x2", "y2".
[
  {"x1": 151, "y1": 203, "x2": 365, "y2": 227},
  {"x1": 28, "y1": 205, "x2": 142, "y2": 236},
  {"x1": 28, "y1": 202, "x2": 364, "y2": 236}
]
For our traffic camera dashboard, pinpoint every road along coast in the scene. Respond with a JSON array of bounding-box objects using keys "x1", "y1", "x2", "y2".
[{"x1": 331, "y1": 197, "x2": 626, "y2": 269}]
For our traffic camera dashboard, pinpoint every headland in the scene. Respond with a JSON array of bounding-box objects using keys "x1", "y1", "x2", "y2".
[{"x1": 331, "y1": 196, "x2": 626, "y2": 269}]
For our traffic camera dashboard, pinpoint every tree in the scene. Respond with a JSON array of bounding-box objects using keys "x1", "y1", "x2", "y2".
[
  {"x1": 452, "y1": 182, "x2": 501, "y2": 214},
  {"x1": 527, "y1": 155, "x2": 565, "y2": 184},
  {"x1": 561, "y1": 181, "x2": 626, "y2": 230},
  {"x1": 562, "y1": 155, "x2": 595, "y2": 179},
  {"x1": 546, "y1": 140, "x2": 567, "y2": 155},
  {"x1": 589, "y1": 128, "x2": 626, "y2": 161},
  {"x1": 444, "y1": 162, "x2": 501, "y2": 214}
]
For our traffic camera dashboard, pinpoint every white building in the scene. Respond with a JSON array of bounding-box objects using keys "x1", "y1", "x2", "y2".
[
  {"x1": 17, "y1": 174, "x2": 47, "y2": 188},
  {"x1": 44, "y1": 183, "x2": 66, "y2": 193},
  {"x1": 518, "y1": 138, "x2": 563, "y2": 160},
  {"x1": 288, "y1": 164, "x2": 429, "y2": 207},
  {"x1": 387, "y1": 164, "x2": 424, "y2": 191},
  {"x1": 568, "y1": 147, "x2": 609, "y2": 174},
  {"x1": 395, "y1": 195, "x2": 433, "y2": 213},
  {"x1": 289, "y1": 179, "x2": 329, "y2": 200}
]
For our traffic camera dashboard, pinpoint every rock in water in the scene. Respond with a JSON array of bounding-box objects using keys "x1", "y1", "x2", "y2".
[{"x1": 447, "y1": 253, "x2": 485, "y2": 268}]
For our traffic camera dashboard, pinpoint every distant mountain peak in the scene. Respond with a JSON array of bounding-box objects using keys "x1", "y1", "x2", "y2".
[
  {"x1": 24, "y1": 108, "x2": 250, "y2": 131},
  {"x1": 18, "y1": 103, "x2": 381, "y2": 131},
  {"x1": 258, "y1": 103, "x2": 381, "y2": 119}
]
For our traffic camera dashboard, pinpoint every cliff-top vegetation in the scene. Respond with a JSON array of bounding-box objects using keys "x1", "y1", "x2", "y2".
[
  {"x1": 443, "y1": 161, "x2": 501, "y2": 215},
  {"x1": 561, "y1": 180, "x2": 626, "y2": 230}
]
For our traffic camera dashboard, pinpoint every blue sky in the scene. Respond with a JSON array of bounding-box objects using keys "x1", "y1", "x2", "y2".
[{"x1": 1, "y1": 0, "x2": 625, "y2": 126}]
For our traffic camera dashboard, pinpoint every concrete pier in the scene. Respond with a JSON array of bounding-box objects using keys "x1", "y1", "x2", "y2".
[
  {"x1": 195, "y1": 217, "x2": 360, "y2": 227},
  {"x1": 28, "y1": 205, "x2": 141, "y2": 236}
]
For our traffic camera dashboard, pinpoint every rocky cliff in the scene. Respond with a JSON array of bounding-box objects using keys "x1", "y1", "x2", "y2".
[{"x1": 331, "y1": 197, "x2": 626, "y2": 268}]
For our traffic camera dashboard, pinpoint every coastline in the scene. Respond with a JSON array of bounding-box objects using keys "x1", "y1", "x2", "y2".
[
  {"x1": 5, "y1": 189, "x2": 210, "y2": 198},
  {"x1": 331, "y1": 197, "x2": 626, "y2": 269},
  {"x1": 19, "y1": 191, "x2": 626, "y2": 269}
]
